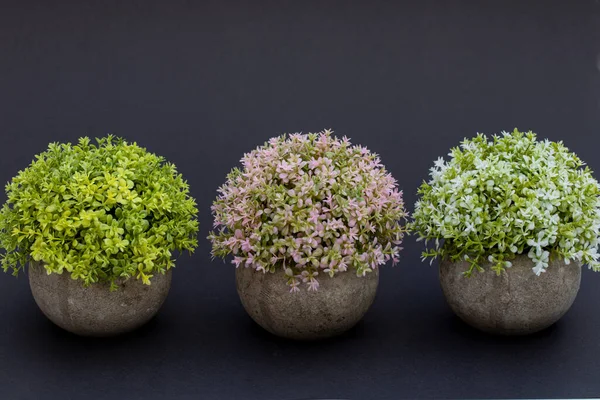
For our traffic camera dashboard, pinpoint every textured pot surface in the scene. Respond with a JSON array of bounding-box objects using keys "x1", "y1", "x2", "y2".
[
  {"x1": 29, "y1": 262, "x2": 172, "y2": 337},
  {"x1": 440, "y1": 254, "x2": 581, "y2": 335},
  {"x1": 236, "y1": 266, "x2": 379, "y2": 340}
]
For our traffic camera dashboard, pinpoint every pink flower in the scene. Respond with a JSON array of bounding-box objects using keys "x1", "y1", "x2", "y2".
[
  {"x1": 315, "y1": 223, "x2": 325, "y2": 237},
  {"x1": 348, "y1": 227, "x2": 359, "y2": 241},
  {"x1": 232, "y1": 256, "x2": 244, "y2": 268},
  {"x1": 308, "y1": 158, "x2": 323, "y2": 170},
  {"x1": 255, "y1": 263, "x2": 266, "y2": 273},
  {"x1": 308, "y1": 208, "x2": 320, "y2": 224},
  {"x1": 241, "y1": 238, "x2": 253, "y2": 252},
  {"x1": 288, "y1": 280, "x2": 300, "y2": 293},
  {"x1": 307, "y1": 278, "x2": 320, "y2": 291}
]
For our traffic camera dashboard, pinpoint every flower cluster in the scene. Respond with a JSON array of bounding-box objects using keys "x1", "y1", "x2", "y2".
[
  {"x1": 0, "y1": 136, "x2": 199, "y2": 290},
  {"x1": 209, "y1": 130, "x2": 406, "y2": 291},
  {"x1": 411, "y1": 129, "x2": 600, "y2": 276}
]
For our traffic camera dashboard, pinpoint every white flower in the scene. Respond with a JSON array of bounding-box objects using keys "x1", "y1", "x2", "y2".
[
  {"x1": 434, "y1": 157, "x2": 445, "y2": 169},
  {"x1": 581, "y1": 247, "x2": 599, "y2": 263},
  {"x1": 530, "y1": 249, "x2": 549, "y2": 275},
  {"x1": 532, "y1": 261, "x2": 548, "y2": 275},
  {"x1": 474, "y1": 158, "x2": 489, "y2": 170},
  {"x1": 527, "y1": 231, "x2": 549, "y2": 257}
]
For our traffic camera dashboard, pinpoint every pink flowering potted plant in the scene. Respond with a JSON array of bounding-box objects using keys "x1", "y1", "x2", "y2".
[{"x1": 209, "y1": 130, "x2": 407, "y2": 340}]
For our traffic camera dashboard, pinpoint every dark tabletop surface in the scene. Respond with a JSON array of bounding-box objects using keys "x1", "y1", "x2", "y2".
[{"x1": 1, "y1": 0, "x2": 599, "y2": 399}]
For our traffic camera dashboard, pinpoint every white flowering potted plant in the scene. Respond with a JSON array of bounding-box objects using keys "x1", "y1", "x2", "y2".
[
  {"x1": 0, "y1": 136, "x2": 199, "y2": 336},
  {"x1": 411, "y1": 129, "x2": 600, "y2": 335},
  {"x1": 209, "y1": 130, "x2": 407, "y2": 340}
]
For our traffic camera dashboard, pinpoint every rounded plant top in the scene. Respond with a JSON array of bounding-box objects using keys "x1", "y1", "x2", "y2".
[
  {"x1": 209, "y1": 129, "x2": 407, "y2": 292},
  {"x1": 0, "y1": 136, "x2": 199, "y2": 289},
  {"x1": 412, "y1": 129, "x2": 600, "y2": 276}
]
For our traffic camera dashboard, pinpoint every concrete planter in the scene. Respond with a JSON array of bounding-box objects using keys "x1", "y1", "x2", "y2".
[
  {"x1": 28, "y1": 262, "x2": 172, "y2": 337},
  {"x1": 236, "y1": 266, "x2": 379, "y2": 340},
  {"x1": 439, "y1": 254, "x2": 581, "y2": 335}
]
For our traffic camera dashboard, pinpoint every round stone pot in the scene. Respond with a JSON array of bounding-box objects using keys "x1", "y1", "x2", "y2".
[
  {"x1": 28, "y1": 262, "x2": 172, "y2": 337},
  {"x1": 439, "y1": 254, "x2": 581, "y2": 335},
  {"x1": 235, "y1": 266, "x2": 379, "y2": 340}
]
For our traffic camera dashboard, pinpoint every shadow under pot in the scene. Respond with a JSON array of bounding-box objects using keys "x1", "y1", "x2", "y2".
[
  {"x1": 439, "y1": 254, "x2": 581, "y2": 335},
  {"x1": 236, "y1": 266, "x2": 379, "y2": 340},
  {"x1": 28, "y1": 262, "x2": 172, "y2": 337}
]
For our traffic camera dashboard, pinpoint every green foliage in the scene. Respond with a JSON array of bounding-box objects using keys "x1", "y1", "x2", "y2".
[
  {"x1": 411, "y1": 129, "x2": 600, "y2": 276},
  {"x1": 0, "y1": 136, "x2": 199, "y2": 289}
]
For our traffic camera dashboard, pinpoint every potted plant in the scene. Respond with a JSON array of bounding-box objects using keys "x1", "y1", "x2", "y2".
[
  {"x1": 411, "y1": 129, "x2": 600, "y2": 335},
  {"x1": 0, "y1": 136, "x2": 199, "y2": 336},
  {"x1": 209, "y1": 130, "x2": 407, "y2": 340}
]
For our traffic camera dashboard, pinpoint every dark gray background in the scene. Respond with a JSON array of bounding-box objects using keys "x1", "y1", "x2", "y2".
[{"x1": 1, "y1": 1, "x2": 599, "y2": 399}]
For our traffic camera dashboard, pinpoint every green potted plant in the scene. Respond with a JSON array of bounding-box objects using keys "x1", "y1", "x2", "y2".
[
  {"x1": 0, "y1": 136, "x2": 199, "y2": 336},
  {"x1": 411, "y1": 129, "x2": 600, "y2": 335},
  {"x1": 209, "y1": 129, "x2": 407, "y2": 340}
]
